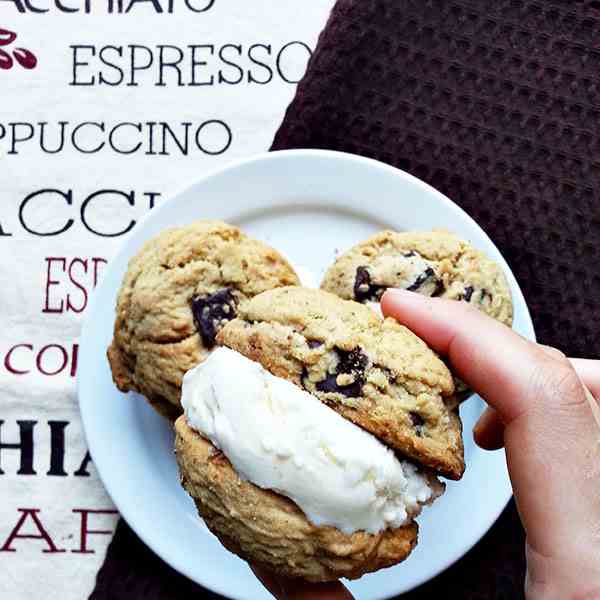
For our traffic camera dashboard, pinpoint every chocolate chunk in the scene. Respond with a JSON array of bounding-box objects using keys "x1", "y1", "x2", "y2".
[
  {"x1": 312, "y1": 347, "x2": 368, "y2": 398},
  {"x1": 409, "y1": 412, "x2": 425, "y2": 436},
  {"x1": 191, "y1": 288, "x2": 237, "y2": 348},
  {"x1": 403, "y1": 251, "x2": 417, "y2": 258},
  {"x1": 307, "y1": 339, "x2": 324, "y2": 349},
  {"x1": 314, "y1": 373, "x2": 350, "y2": 395},
  {"x1": 381, "y1": 366, "x2": 396, "y2": 384},
  {"x1": 460, "y1": 286, "x2": 492, "y2": 304},
  {"x1": 461, "y1": 285, "x2": 474, "y2": 302},
  {"x1": 406, "y1": 267, "x2": 444, "y2": 296},
  {"x1": 409, "y1": 412, "x2": 424, "y2": 427},
  {"x1": 353, "y1": 266, "x2": 387, "y2": 303},
  {"x1": 432, "y1": 278, "x2": 445, "y2": 297},
  {"x1": 338, "y1": 347, "x2": 368, "y2": 375}
]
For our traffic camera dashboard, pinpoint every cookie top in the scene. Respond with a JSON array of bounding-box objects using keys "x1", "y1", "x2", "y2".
[
  {"x1": 107, "y1": 220, "x2": 300, "y2": 416},
  {"x1": 217, "y1": 286, "x2": 464, "y2": 479},
  {"x1": 321, "y1": 230, "x2": 513, "y2": 326},
  {"x1": 175, "y1": 416, "x2": 420, "y2": 581}
]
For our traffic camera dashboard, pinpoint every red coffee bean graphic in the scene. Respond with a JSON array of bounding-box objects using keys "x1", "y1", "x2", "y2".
[
  {"x1": 0, "y1": 28, "x2": 16, "y2": 47},
  {"x1": 13, "y1": 48, "x2": 37, "y2": 69},
  {"x1": 0, "y1": 48, "x2": 13, "y2": 70}
]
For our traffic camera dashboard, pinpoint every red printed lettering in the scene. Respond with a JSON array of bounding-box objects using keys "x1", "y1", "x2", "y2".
[
  {"x1": 42, "y1": 256, "x2": 107, "y2": 314},
  {"x1": 43, "y1": 258, "x2": 66, "y2": 313},
  {"x1": 71, "y1": 509, "x2": 118, "y2": 554},
  {"x1": 36, "y1": 344, "x2": 68, "y2": 376},
  {"x1": 0, "y1": 508, "x2": 65, "y2": 553},
  {"x1": 4, "y1": 344, "x2": 33, "y2": 374}
]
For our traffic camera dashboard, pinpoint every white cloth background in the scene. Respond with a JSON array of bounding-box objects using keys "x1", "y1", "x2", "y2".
[{"x1": 0, "y1": 2, "x2": 334, "y2": 597}]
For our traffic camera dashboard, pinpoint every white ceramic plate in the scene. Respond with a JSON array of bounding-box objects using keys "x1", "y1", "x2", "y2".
[{"x1": 78, "y1": 150, "x2": 535, "y2": 600}]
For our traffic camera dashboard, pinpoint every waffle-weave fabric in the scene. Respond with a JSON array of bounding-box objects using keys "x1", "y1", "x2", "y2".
[{"x1": 273, "y1": 0, "x2": 600, "y2": 359}]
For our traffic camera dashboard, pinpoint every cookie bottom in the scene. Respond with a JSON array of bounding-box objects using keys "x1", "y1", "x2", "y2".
[
  {"x1": 174, "y1": 416, "x2": 419, "y2": 582},
  {"x1": 107, "y1": 342, "x2": 181, "y2": 421}
]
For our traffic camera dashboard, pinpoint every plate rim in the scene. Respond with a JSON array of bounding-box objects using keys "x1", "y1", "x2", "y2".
[{"x1": 78, "y1": 148, "x2": 535, "y2": 599}]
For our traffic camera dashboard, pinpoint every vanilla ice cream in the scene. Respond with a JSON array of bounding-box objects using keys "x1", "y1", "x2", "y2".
[{"x1": 181, "y1": 347, "x2": 442, "y2": 535}]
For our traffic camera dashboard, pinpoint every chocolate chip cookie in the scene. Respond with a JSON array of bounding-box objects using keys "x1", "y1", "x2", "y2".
[
  {"x1": 217, "y1": 286, "x2": 464, "y2": 479},
  {"x1": 175, "y1": 415, "x2": 423, "y2": 581},
  {"x1": 107, "y1": 220, "x2": 300, "y2": 418},
  {"x1": 321, "y1": 230, "x2": 513, "y2": 326}
]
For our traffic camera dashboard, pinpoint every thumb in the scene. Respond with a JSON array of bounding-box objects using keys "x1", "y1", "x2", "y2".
[{"x1": 380, "y1": 289, "x2": 589, "y2": 426}]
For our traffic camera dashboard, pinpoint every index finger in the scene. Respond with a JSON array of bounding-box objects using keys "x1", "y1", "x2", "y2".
[{"x1": 381, "y1": 289, "x2": 573, "y2": 423}]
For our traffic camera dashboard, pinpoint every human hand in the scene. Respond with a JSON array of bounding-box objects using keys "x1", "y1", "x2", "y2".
[
  {"x1": 381, "y1": 289, "x2": 600, "y2": 600},
  {"x1": 250, "y1": 564, "x2": 354, "y2": 600}
]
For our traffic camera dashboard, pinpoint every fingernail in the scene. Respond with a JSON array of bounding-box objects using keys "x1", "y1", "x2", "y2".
[
  {"x1": 383, "y1": 288, "x2": 410, "y2": 299},
  {"x1": 382, "y1": 288, "x2": 429, "y2": 304}
]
